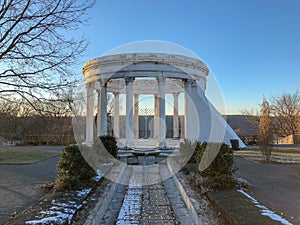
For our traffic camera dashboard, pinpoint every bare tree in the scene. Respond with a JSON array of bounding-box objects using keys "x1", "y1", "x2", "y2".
[
  {"x1": 240, "y1": 108, "x2": 260, "y2": 145},
  {"x1": 0, "y1": 97, "x2": 74, "y2": 144},
  {"x1": 270, "y1": 90, "x2": 300, "y2": 139},
  {"x1": 0, "y1": 0, "x2": 94, "y2": 112},
  {"x1": 258, "y1": 98, "x2": 273, "y2": 161},
  {"x1": 0, "y1": 98, "x2": 22, "y2": 140}
]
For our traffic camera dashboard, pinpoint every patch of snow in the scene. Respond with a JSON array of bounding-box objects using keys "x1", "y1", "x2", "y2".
[
  {"x1": 52, "y1": 200, "x2": 77, "y2": 208},
  {"x1": 25, "y1": 216, "x2": 63, "y2": 225},
  {"x1": 25, "y1": 211, "x2": 73, "y2": 225},
  {"x1": 102, "y1": 162, "x2": 113, "y2": 166},
  {"x1": 93, "y1": 170, "x2": 103, "y2": 181},
  {"x1": 235, "y1": 177, "x2": 251, "y2": 186},
  {"x1": 25, "y1": 188, "x2": 92, "y2": 225},
  {"x1": 116, "y1": 174, "x2": 143, "y2": 224},
  {"x1": 237, "y1": 189, "x2": 293, "y2": 225},
  {"x1": 76, "y1": 188, "x2": 92, "y2": 197},
  {"x1": 50, "y1": 206, "x2": 76, "y2": 214}
]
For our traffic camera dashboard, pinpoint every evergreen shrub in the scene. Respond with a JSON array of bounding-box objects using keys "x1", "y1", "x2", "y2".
[
  {"x1": 54, "y1": 145, "x2": 96, "y2": 191},
  {"x1": 180, "y1": 140, "x2": 237, "y2": 189}
]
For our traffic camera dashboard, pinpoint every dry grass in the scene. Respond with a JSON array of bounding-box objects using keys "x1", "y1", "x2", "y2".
[
  {"x1": 235, "y1": 145, "x2": 300, "y2": 163},
  {"x1": 0, "y1": 146, "x2": 61, "y2": 164}
]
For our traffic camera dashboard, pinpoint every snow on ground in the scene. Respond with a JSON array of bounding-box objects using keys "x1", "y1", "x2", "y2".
[
  {"x1": 25, "y1": 173, "x2": 103, "y2": 225},
  {"x1": 25, "y1": 188, "x2": 92, "y2": 225},
  {"x1": 238, "y1": 189, "x2": 293, "y2": 225},
  {"x1": 93, "y1": 170, "x2": 104, "y2": 182},
  {"x1": 235, "y1": 177, "x2": 251, "y2": 187}
]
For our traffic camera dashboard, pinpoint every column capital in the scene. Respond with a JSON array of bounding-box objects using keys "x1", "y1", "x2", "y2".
[
  {"x1": 125, "y1": 76, "x2": 135, "y2": 85},
  {"x1": 191, "y1": 80, "x2": 197, "y2": 87},
  {"x1": 183, "y1": 79, "x2": 193, "y2": 86},
  {"x1": 99, "y1": 78, "x2": 108, "y2": 86},
  {"x1": 86, "y1": 82, "x2": 94, "y2": 89},
  {"x1": 173, "y1": 92, "x2": 179, "y2": 97},
  {"x1": 157, "y1": 76, "x2": 166, "y2": 83}
]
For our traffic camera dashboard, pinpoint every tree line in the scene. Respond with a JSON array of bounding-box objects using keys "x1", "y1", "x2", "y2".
[{"x1": 0, "y1": 99, "x2": 74, "y2": 145}]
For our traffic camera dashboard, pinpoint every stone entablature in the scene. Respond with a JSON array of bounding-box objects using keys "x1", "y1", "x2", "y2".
[
  {"x1": 95, "y1": 79, "x2": 184, "y2": 95},
  {"x1": 82, "y1": 53, "x2": 209, "y2": 92}
]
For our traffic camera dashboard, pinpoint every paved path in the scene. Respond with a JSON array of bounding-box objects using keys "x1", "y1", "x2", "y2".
[
  {"x1": 0, "y1": 146, "x2": 62, "y2": 225},
  {"x1": 235, "y1": 157, "x2": 300, "y2": 224},
  {"x1": 98, "y1": 164, "x2": 193, "y2": 225}
]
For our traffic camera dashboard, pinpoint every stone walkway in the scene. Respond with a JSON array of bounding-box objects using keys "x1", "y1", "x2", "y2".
[
  {"x1": 116, "y1": 166, "x2": 177, "y2": 224},
  {"x1": 97, "y1": 162, "x2": 193, "y2": 225}
]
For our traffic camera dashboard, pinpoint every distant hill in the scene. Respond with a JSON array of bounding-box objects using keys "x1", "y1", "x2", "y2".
[{"x1": 225, "y1": 115, "x2": 258, "y2": 136}]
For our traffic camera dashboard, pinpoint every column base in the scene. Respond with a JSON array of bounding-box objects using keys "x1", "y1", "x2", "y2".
[
  {"x1": 82, "y1": 140, "x2": 93, "y2": 147},
  {"x1": 125, "y1": 141, "x2": 134, "y2": 148},
  {"x1": 156, "y1": 141, "x2": 167, "y2": 149}
]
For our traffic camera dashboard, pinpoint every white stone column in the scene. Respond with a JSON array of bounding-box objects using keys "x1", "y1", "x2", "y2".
[
  {"x1": 113, "y1": 92, "x2": 120, "y2": 138},
  {"x1": 157, "y1": 77, "x2": 166, "y2": 147},
  {"x1": 184, "y1": 79, "x2": 192, "y2": 139},
  {"x1": 99, "y1": 81, "x2": 107, "y2": 136},
  {"x1": 189, "y1": 80, "x2": 200, "y2": 140},
  {"x1": 125, "y1": 77, "x2": 134, "y2": 147},
  {"x1": 153, "y1": 95, "x2": 159, "y2": 139},
  {"x1": 134, "y1": 94, "x2": 139, "y2": 139},
  {"x1": 96, "y1": 91, "x2": 101, "y2": 136},
  {"x1": 173, "y1": 92, "x2": 179, "y2": 139},
  {"x1": 84, "y1": 82, "x2": 94, "y2": 146}
]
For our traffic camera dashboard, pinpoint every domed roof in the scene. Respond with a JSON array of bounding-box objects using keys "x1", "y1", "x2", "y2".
[
  {"x1": 82, "y1": 41, "x2": 209, "y2": 91},
  {"x1": 103, "y1": 40, "x2": 201, "y2": 60}
]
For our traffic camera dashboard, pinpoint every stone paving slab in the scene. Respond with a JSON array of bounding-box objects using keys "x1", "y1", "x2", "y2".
[{"x1": 94, "y1": 161, "x2": 195, "y2": 225}]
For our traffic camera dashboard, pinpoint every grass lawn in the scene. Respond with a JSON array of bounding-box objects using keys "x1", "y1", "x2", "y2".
[
  {"x1": 0, "y1": 146, "x2": 62, "y2": 164},
  {"x1": 235, "y1": 145, "x2": 300, "y2": 163}
]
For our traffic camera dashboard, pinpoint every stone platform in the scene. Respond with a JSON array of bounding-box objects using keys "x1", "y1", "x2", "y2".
[{"x1": 116, "y1": 138, "x2": 182, "y2": 149}]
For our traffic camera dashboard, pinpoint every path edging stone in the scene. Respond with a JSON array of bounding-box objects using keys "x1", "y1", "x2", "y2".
[
  {"x1": 83, "y1": 164, "x2": 126, "y2": 225},
  {"x1": 166, "y1": 158, "x2": 206, "y2": 225}
]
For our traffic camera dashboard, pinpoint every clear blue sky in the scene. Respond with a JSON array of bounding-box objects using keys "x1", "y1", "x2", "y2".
[{"x1": 78, "y1": 0, "x2": 300, "y2": 114}]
